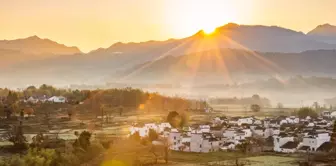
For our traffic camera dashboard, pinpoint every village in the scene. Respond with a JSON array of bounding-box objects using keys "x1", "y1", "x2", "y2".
[
  {"x1": 129, "y1": 110, "x2": 336, "y2": 155},
  {"x1": 1, "y1": 87, "x2": 336, "y2": 165}
]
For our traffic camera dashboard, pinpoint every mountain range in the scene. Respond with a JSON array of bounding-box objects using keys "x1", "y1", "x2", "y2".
[
  {"x1": 1, "y1": 23, "x2": 336, "y2": 87},
  {"x1": 307, "y1": 23, "x2": 336, "y2": 44}
]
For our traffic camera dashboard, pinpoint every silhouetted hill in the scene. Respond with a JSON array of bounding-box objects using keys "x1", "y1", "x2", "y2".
[
  {"x1": 0, "y1": 35, "x2": 81, "y2": 55},
  {"x1": 115, "y1": 49, "x2": 336, "y2": 84},
  {"x1": 89, "y1": 23, "x2": 336, "y2": 57},
  {"x1": 307, "y1": 24, "x2": 336, "y2": 44},
  {"x1": 1, "y1": 23, "x2": 336, "y2": 87}
]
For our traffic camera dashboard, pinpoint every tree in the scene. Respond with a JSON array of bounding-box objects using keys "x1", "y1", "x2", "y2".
[
  {"x1": 236, "y1": 141, "x2": 250, "y2": 153},
  {"x1": 73, "y1": 131, "x2": 92, "y2": 151},
  {"x1": 331, "y1": 120, "x2": 336, "y2": 152},
  {"x1": 148, "y1": 129, "x2": 158, "y2": 142},
  {"x1": 167, "y1": 111, "x2": 180, "y2": 128},
  {"x1": 7, "y1": 91, "x2": 18, "y2": 105},
  {"x1": 252, "y1": 94, "x2": 260, "y2": 100},
  {"x1": 250, "y1": 104, "x2": 261, "y2": 112},
  {"x1": 67, "y1": 108, "x2": 73, "y2": 120},
  {"x1": 0, "y1": 148, "x2": 81, "y2": 166},
  {"x1": 8, "y1": 125, "x2": 27, "y2": 150},
  {"x1": 119, "y1": 106, "x2": 123, "y2": 116},
  {"x1": 31, "y1": 132, "x2": 45, "y2": 148},
  {"x1": 277, "y1": 103, "x2": 284, "y2": 109},
  {"x1": 297, "y1": 107, "x2": 318, "y2": 119},
  {"x1": 167, "y1": 111, "x2": 188, "y2": 128},
  {"x1": 130, "y1": 131, "x2": 141, "y2": 142},
  {"x1": 4, "y1": 105, "x2": 12, "y2": 119}
]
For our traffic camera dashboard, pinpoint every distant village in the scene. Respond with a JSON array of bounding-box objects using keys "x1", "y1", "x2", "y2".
[{"x1": 130, "y1": 110, "x2": 336, "y2": 154}]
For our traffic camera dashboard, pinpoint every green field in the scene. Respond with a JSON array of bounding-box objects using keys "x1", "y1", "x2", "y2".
[
  {"x1": 246, "y1": 156, "x2": 297, "y2": 166},
  {"x1": 166, "y1": 152, "x2": 299, "y2": 166}
]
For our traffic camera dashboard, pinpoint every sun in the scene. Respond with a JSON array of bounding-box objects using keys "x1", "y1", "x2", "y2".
[{"x1": 203, "y1": 26, "x2": 217, "y2": 35}]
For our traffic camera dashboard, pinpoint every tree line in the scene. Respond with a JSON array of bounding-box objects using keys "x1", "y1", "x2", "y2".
[{"x1": 1, "y1": 85, "x2": 208, "y2": 118}]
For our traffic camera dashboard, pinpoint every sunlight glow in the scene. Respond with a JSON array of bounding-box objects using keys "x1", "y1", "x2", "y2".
[
  {"x1": 163, "y1": 0, "x2": 251, "y2": 38},
  {"x1": 203, "y1": 27, "x2": 217, "y2": 35}
]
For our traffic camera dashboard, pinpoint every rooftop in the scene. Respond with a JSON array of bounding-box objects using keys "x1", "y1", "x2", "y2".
[{"x1": 280, "y1": 141, "x2": 299, "y2": 149}]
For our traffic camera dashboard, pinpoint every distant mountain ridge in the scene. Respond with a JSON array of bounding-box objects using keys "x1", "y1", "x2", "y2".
[
  {"x1": 1, "y1": 23, "x2": 336, "y2": 87},
  {"x1": 90, "y1": 23, "x2": 336, "y2": 55},
  {"x1": 0, "y1": 35, "x2": 81, "y2": 55},
  {"x1": 308, "y1": 24, "x2": 336, "y2": 44},
  {"x1": 308, "y1": 24, "x2": 336, "y2": 36}
]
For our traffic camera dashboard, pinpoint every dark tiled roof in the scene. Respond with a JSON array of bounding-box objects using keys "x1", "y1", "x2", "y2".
[
  {"x1": 209, "y1": 138, "x2": 219, "y2": 142},
  {"x1": 223, "y1": 142, "x2": 234, "y2": 146},
  {"x1": 210, "y1": 126, "x2": 223, "y2": 131},
  {"x1": 280, "y1": 141, "x2": 299, "y2": 149},
  {"x1": 182, "y1": 142, "x2": 190, "y2": 146},
  {"x1": 278, "y1": 132, "x2": 288, "y2": 137},
  {"x1": 255, "y1": 126, "x2": 264, "y2": 130},
  {"x1": 317, "y1": 142, "x2": 332, "y2": 152},
  {"x1": 298, "y1": 146, "x2": 310, "y2": 151},
  {"x1": 220, "y1": 116, "x2": 227, "y2": 120}
]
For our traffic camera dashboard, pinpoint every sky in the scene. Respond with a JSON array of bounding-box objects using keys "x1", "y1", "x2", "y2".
[{"x1": 1, "y1": 0, "x2": 336, "y2": 52}]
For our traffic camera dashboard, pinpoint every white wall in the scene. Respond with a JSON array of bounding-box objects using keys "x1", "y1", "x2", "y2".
[{"x1": 273, "y1": 136, "x2": 294, "y2": 152}]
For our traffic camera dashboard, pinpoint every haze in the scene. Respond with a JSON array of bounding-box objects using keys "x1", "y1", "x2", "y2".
[{"x1": 1, "y1": 0, "x2": 336, "y2": 52}]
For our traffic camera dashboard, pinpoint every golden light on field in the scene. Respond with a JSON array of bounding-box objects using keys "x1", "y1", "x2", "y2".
[{"x1": 138, "y1": 104, "x2": 145, "y2": 110}]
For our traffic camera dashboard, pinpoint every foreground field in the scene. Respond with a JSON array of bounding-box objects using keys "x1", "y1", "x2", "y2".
[
  {"x1": 246, "y1": 156, "x2": 298, "y2": 166},
  {"x1": 165, "y1": 152, "x2": 299, "y2": 166}
]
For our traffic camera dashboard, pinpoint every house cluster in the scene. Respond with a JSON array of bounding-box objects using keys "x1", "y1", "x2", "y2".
[
  {"x1": 23, "y1": 95, "x2": 67, "y2": 104},
  {"x1": 129, "y1": 111, "x2": 336, "y2": 154}
]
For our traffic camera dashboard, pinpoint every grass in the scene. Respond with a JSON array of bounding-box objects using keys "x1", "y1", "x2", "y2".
[
  {"x1": 169, "y1": 151, "x2": 249, "y2": 163},
  {"x1": 246, "y1": 156, "x2": 298, "y2": 166},
  {"x1": 169, "y1": 152, "x2": 300, "y2": 166}
]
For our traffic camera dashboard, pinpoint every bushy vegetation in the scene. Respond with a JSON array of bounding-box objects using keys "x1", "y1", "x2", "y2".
[
  {"x1": 296, "y1": 107, "x2": 318, "y2": 119},
  {"x1": 0, "y1": 131, "x2": 105, "y2": 166},
  {"x1": 1, "y1": 85, "x2": 196, "y2": 118},
  {"x1": 167, "y1": 111, "x2": 188, "y2": 128},
  {"x1": 209, "y1": 94, "x2": 271, "y2": 108}
]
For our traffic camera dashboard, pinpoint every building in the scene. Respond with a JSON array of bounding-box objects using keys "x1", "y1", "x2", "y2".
[
  {"x1": 273, "y1": 134, "x2": 295, "y2": 152},
  {"x1": 48, "y1": 96, "x2": 67, "y2": 103},
  {"x1": 190, "y1": 133, "x2": 220, "y2": 153},
  {"x1": 280, "y1": 141, "x2": 299, "y2": 153},
  {"x1": 299, "y1": 132, "x2": 330, "y2": 151}
]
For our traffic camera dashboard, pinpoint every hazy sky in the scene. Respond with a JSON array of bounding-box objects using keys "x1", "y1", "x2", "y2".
[{"x1": 1, "y1": 0, "x2": 336, "y2": 52}]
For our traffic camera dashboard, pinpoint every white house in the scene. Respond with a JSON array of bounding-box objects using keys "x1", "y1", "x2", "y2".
[
  {"x1": 330, "y1": 111, "x2": 336, "y2": 118},
  {"x1": 237, "y1": 117, "x2": 254, "y2": 126},
  {"x1": 199, "y1": 125, "x2": 211, "y2": 133},
  {"x1": 48, "y1": 96, "x2": 66, "y2": 103},
  {"x1": 253, "y1": 126, "x2": 264, "y2": 137},
  {"x1": 264, "y1": 128, "x2": 278, "y2": 138},
  {"x1": 129, "y1": 124, "x2": 148, "y2": 137},
  {"x1": 145, "y1": 123, "x2": 158, "y2": 131},
  {"x1": 279, "y1": 141, "x2": 299, "y2": 153},
  {"x1": 286, "y1": 117, "x2": 299, "y2": 124},
  {"x1": 279, "y1": 119, "x2": 288, "y2": 125},
  {"x1": 299, "y1": 132, "x2": 330, "y2": 152},
  {"x1": 223, "y1": 129, "x2": 236, "y2": 139},
  {"x1": 269, "y1": 120, "x2": 280, "y2": 128},
  {"x1": 190, "y1": 133, "x2": 220, "y2": 153},
  {"x1": 158, "y1": 123, "x2": 171, "y2": 133},
  {"x1": 253, "y1": 119, "x2": 263, "y2": 125},
  {"x1": 220, "y1": 142, "x2": 236, "y2": 151},
  {"x1": 212, "y1": 117, "x2": 224, "y2": 126},
  {"x1": 241, "y1": 129, "x2": 252, "y2": 138},
  {"x1": 169, "y1": 131, "x2": 182, "y2": 151},
  {"x1": 273, "y1": 135, "x2": 295, "y2": 152},
  {"x1": 321, "y1": 111, "x2": 331, "y2": 118},
  {"x1": 26, "y1": 96, "x2": 39, "y2": 104}
]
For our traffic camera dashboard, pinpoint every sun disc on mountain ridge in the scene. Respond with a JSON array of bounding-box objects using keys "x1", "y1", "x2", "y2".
[{"x1": 203, "y1": 26, "x2": 217, "y2": 35}]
